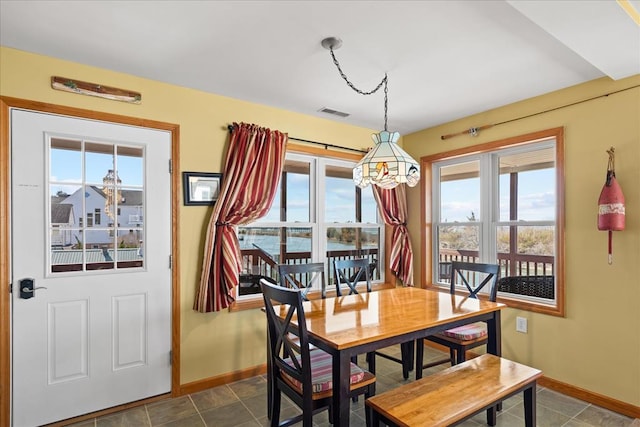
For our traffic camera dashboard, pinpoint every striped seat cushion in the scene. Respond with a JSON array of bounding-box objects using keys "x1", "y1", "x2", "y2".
[
  {"x1": 282, "y1": 349, "x2": 365, "y2": 393},
  {"x1": 442, "y1": 322, "x2": 487, "y2": 340}
]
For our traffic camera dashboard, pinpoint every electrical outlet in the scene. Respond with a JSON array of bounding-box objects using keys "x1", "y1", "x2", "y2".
[{"x1": 516, "y1": 317, "x2": 528, "y2": 333}]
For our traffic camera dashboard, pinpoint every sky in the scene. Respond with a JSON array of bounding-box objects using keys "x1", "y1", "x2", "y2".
[
  {"x1": 50, "y1": 144, "x2": 144, "y2": 195},
  {"x1": 440, "y1": 168, "x2": 555, "y2": 223}
]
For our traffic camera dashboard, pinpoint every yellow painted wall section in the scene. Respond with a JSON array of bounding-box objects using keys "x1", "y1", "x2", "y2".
[
  {"x1": 0, "y1": 47, "x2": 377, "y2": 384},
  {"x1": 403, "y1": 75, "x2": 640, "y2": 406}
]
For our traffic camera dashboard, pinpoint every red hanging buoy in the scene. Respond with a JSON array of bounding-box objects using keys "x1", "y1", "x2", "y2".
[{"x1": 597, "y1": 147, "x2": 625, "y2": 264}]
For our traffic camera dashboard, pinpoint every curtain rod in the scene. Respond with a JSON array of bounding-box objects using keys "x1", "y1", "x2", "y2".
[
  {"x1": 227, "y1": 125, "x2": 367, "y2": 154},
  {"x1": 441, "y1": 84, "x2": 640, "y2": 140}
]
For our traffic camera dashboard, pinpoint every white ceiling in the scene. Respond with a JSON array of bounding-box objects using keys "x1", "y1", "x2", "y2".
[{"x1": 1, "y1": 1, "x2": 638, "y2": 135}]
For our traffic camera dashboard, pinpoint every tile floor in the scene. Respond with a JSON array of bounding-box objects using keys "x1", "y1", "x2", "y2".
[{"x1": 67, "y1": 346, "x2": 637, "y2": 427}]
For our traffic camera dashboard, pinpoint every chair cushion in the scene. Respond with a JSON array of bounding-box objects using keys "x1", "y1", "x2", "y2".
[
  {"x1": 442, "y1": 322, "x2": 487, "y2": 340},
  {"x1": 282, "y1": 349, "x2": 366, "y2": 393}
]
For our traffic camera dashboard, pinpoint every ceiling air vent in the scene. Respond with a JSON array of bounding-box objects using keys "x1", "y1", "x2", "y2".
[{"x1": 318, "y1": 107, "x2": 350, "y2": 118}]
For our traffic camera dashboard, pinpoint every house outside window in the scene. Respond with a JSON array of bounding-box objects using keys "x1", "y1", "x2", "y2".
[
  {"x1": 423, "y1": 128, "x2": 564, "y2": 316},
  {"x1": 236, "y1": 151, "x2": 383, "y2": 300},
  {"x1": 94, "y1": 208, "x2": 101, "y2": 225}
]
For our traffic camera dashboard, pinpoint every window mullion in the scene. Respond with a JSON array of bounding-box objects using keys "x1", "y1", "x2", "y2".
[{"x1": 480, "y1": 154, "x2": 493, "y2": 264}]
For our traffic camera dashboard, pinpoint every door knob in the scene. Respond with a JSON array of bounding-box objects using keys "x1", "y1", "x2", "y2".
[{"x1": 18, "y1": 278, "x2": 47, "y2": 299}]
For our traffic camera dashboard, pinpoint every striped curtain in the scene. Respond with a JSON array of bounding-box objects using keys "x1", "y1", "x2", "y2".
[
  {"x1": 372, "y1": 184, "x2": 414, "y2": 286},
  {"x1": 194, "y1": 123, "x2": 287, "y2": 312}
]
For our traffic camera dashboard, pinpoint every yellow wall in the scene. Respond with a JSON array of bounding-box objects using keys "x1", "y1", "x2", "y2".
[
  {"x1": 0, "y1": 47, "x2": 375, "y2": 384},
  {"x1": 403, "y1": 75, "x2": 640, "y2": 406},
  {"x1": 2, "y1": 46, "x2": 639, "y2": 408}
]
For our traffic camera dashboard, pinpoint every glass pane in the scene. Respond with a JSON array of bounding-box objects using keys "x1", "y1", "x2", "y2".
[
  {"x1": 84, "y1": 230, "x2": 115, "y2": 271},
  {"x1": 50, "y1": 138, "x2": 82, "y2": 184},
  {"x1": 361, "y1": 186, "x2": 377, "y2": 224},
  {"x1": 326, "y1": 227, "x2": 380, "y2": 283},
  {"x1": 439, "y1": 160, "x2": 480, "y2": 222},
  {"x1": 85, "y1": 142, "x2": 115, "y2": 186},
  {"x1": 499, "y1": 147, "x2": 555, "y2": 221},
  {"x1": 117, "y1": 228, "x2": 144, "y2": 268},
  {"x1": 50, "y1": 230, "x2": 83, "y2": 273},
  {"x1": 496, "y1": 226, "x2": 555, "y2": 299},
  {"x1": 325, "y1": 164, "x2": 356, "y2": 223},
  {"x1": 50, "y1": 184, "x2": 81, "y2": 230},
  {"x1": 117, "y1": 146, "x2": 144, "y2": 188},
  {"x1": 285, "y1": 160, "x2": 310, "y2": 222},
  {"x1": 438, "y1": 225, "x2": 480, "y2": 261},
  {"x1": 496, "y1": 224, "x2": 555, "y2": 276}
]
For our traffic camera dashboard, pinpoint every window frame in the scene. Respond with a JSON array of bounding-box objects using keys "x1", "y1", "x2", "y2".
[
  {"x1": 421, "y1": 128, "x2": 565, "y2": 317},
  {"x1": 231, "y1": 143, "x2": 389, "y2": 311}
]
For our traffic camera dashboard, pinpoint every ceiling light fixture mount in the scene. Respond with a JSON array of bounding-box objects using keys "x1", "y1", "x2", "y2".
[{"x1": 321, "y1": 37, "x2": 419, "y2": 189}]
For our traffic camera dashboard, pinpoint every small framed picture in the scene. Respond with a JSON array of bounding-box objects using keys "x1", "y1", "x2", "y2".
[{"x1": 182, "y1": 172, "x2": 223, "y2": 206}]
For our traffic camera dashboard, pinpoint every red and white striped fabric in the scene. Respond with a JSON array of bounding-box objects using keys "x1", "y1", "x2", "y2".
[
  {"x1": 194, "y1": 122, "x2": 287, "y2": 312},
  {"x1": 372, "y1": 184, "x2": 414, "y2": 286},
  {"x1": 282, "y1": 349, "x2": 366, "y2": 393}
]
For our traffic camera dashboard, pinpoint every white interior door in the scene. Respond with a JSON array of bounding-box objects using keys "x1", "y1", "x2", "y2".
[{"x1": 11, "y1": 109, "x2": 172, "y2": 426}]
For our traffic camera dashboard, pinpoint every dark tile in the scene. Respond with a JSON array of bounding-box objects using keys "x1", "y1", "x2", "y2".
[
  {"x1": 66, "y1": 420, "x2": 97, "y2": 427},
  {"x1": 537, "y1": 388, "x2": 589, "y2": 418},
  {"x1": 190, "y1": 385, "x2": 239, "y2": 412},
  {"x1": 97, "y1": 406, "x2": 150, "y2": 426},
  {"x1": 200, "y1": 401, "x2": 256, "y2": 427},
  {"x1": 155, "y1": 414, "x2": 205, "y2": 427},
  {"x1": 533, "y1": 404, "x2": 572, "y2": 427},
  {"x1": 227, "y1": 376, "x2": 268, "y2": 400},
  {"x1": 564, "y1": 419, "x2": 597, "y2": 426},
  {"x1": 574, "y1": 405, "x2": 636, "y2": 427},
  {"x1": 241, "y1": 392, "x2": 269, "y2": 419},
  {"x1": 146, "y1": 396, "x2": 197, "y2": 426}
]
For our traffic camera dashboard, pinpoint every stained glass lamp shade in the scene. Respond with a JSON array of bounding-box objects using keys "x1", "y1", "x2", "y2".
[{"x1": 353, "y1": 131, "x2": 420, "y2": 189}]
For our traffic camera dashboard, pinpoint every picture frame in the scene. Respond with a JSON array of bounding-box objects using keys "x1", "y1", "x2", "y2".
[{"x1": 182, "y1": 172, "x2": 223, "y2": 206}]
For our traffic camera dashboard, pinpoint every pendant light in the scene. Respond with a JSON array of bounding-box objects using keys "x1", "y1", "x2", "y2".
[{"x1": 322, "y1": 37, "x2": 420, "y2": 189}]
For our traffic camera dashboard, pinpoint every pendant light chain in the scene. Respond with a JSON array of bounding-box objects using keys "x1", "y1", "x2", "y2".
[{"x1": 328, "y1": 47, "x2": 389, "y2": 131}]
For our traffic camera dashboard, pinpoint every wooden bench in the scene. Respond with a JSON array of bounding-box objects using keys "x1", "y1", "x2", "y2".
[{"x1": 365, "y1": 354, "x2": 542, "y2": 427}]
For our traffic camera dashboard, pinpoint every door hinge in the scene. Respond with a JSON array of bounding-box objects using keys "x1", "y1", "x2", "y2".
[
  {"x1": 9, "y1": 282, "x2": 12, "y2": 294},
  {"x1": 169, "y1": 159, "x2": 173, "y2": 173},
  {"x1": 169, "y1": 350, "x2": 173, "y2": 365},
  {"x1": 169, "y1": 254, "x2": 173, "y2": 269}
]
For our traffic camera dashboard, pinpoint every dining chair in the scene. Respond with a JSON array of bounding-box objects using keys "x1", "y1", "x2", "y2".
[
  {"x1": 260, "y1": 279, "x2": 376, "y2": 427},
  {"x1": 278, "y1": 262, "x2": 326, "y2": 300},
  {"x1": 334, "y1": 258, "x2": 414, "y2": 380},
  {"x1": 418, "y1": 261, "x2": 500, "y2": 370}
]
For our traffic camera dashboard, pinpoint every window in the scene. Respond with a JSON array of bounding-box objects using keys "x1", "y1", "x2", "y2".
[
  {"x1": 48, "y1": 137, "x2": 145, "y2": 273},
  {"x1": 423, "y1": 128, "x2": 564, "y2": 316},
  {"x1": 236, "y1": 151, "x2": 384, "y2": 302}
]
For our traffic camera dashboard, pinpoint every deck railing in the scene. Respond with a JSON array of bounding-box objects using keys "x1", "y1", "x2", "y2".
[
  {"x1": 239, "y1": 248, "x2": 379, "y2": 295},
  {"x1": 437, "y1": 249, "x2": 555, "y2": 299},
  {"x1": 437, "y1": 249, "x2": 554, "y2": 278}
]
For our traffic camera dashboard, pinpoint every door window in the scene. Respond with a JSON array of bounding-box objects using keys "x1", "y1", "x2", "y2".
[{"x1": 49, "y1": 137, "x2": 145, "y2": 273}]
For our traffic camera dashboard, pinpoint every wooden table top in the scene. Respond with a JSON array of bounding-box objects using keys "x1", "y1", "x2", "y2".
[{"x1": 298, "y1": 287, "x2": 505, "y2": 350}]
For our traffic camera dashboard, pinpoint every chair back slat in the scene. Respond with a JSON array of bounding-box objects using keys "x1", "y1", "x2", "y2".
[
  {"x1": 449, "y1": 261, "x2": 500, "y2": 302},
  {"x1": 334, "y1": 258, "x2": 372, "y2": 296},
  {"x1": 260, "y1": 279, "x2": 312, "y2": 390},
  {"x1": 278, "y1": 262, "x2": 326, "y2": 300}
]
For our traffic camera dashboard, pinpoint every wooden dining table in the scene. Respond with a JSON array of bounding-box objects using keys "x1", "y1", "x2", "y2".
[{"x1": 297, "y1": 286, "x2": 506, "y2": 427}]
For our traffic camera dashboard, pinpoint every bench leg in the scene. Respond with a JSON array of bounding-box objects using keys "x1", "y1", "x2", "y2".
[{"x1": 524, "y1": 382, "x2": 537, "y2": 427}]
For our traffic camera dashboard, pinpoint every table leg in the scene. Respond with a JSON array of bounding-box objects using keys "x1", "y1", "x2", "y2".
[
  {"x1": 415, "y1": 338, "x2": 424, "y2": 380},
  {"x1": 486, "y1": 310, "x2": 502, "y2": 356},
  {"x1": 332, "y1": 351, "x2": 352, "y2": 426}
]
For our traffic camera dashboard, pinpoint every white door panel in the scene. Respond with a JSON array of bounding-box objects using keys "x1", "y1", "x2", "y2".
[{"x1": 11, "y1": 109, "x2": 172, "y2": 426}]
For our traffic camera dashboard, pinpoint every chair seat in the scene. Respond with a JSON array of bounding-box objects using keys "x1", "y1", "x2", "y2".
[
  {"x1": 441, "y1": 322, "x2": 487, "y2": 341},
  {"x1": 282, "y1": 349, "x2": 366, "y2": 394}
]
